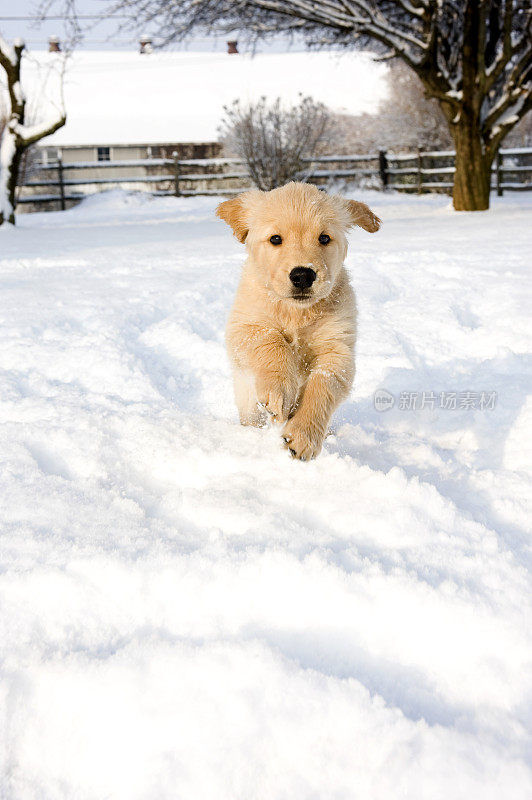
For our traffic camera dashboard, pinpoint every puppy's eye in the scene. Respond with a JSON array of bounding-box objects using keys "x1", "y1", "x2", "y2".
[
  {"x1": 269, "y1": 234, "x2": 282, "y2": 245},
  {"x1": 318, "y1": 233, "x2": 331, "y2": 245}
]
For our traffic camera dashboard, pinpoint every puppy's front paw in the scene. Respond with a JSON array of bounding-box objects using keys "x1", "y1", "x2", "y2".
[
  {"x1": 256, "y1": 375, "x2": 297, "y2": 423},
  {"x1": 282, "y1": 418, "x2": 324, "y2": 461}
]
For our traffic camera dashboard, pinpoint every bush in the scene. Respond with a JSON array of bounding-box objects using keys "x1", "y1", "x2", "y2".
[{"x1": 219, "y1": 95, "x2": 333, "y2": 190}]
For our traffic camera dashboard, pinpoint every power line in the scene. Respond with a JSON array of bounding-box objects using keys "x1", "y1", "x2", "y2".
[
  {"x1": 0, "y1": 15, "x2": 128, "y2": 21},
  {"x1": 16, "y1": 39, "x2": 139, "y2": 44}
]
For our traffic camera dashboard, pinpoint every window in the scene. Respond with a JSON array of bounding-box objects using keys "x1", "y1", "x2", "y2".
[
  {"x1": 41, "y1": 147, "x2": 60, "y2": 165},
  {"x1": 97, "y1": 147, "x2": 111, "y2": 162}
]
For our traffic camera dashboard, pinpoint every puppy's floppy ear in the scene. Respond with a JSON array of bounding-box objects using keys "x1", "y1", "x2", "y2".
[
  {"x1": 346, "y1": 200, "x2": 381, "y2": 233},
  {"x1": 216, "y1": 194, "x2": 250, "y2": 243}
]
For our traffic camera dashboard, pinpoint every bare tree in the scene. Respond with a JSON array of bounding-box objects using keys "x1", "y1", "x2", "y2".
[
  {"x1": 334, "y1": 61, "x2": 452, "y2": 154},
  {"x1": 220, "y1": 95, "x2": 333, "y2": 190},
  {"x1": 0, "y1": 36, "x2": 66, "y2": 225},
  {"x1": 375, "y1": 61, "x2": 452, "y2": 151},
  {"x1": 54, "y1": 0, "x2": 528, "y2": 212}
]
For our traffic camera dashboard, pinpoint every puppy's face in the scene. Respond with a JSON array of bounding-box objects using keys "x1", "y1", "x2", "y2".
[{"x1": 217, "y1": 182, "x2": 380, "y2": 306}]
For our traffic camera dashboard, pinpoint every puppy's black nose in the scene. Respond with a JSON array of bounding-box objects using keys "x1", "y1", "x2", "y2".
[{"x1": 289, "y1": 267, "x2": 316, "y2": 290}]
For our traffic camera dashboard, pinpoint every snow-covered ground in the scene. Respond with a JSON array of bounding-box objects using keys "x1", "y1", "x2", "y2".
[{"x1": 1, "y1": 189, "x2": 531, "y2": 799}]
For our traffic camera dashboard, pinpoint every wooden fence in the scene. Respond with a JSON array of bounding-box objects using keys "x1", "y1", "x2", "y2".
[{"x1": 17, "y1": 146, "x2": 532, "y2": 209}]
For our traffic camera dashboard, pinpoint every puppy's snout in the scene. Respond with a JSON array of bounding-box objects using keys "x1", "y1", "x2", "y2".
[{"x1": 290, "y1": 267, "x2": 317, "y2": 290}]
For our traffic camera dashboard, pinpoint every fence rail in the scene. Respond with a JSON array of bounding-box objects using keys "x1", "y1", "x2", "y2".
[{"x1": 18, "y1": 146, "x2": 532, "y2": 210}]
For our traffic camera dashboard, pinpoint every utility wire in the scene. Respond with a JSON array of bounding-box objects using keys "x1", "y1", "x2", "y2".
[{"x1": 0, "y1": 15, "x2": 129, "y2": 20}]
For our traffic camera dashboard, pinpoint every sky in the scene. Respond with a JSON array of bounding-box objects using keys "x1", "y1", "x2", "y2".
[{"x1": 0, "y1": 0, "x2": 300, "y2": 53}]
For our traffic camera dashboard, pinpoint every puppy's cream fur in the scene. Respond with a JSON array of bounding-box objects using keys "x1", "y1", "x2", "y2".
[{"x1": 217, "y1": 182, "x2": 380, "y2": 460}]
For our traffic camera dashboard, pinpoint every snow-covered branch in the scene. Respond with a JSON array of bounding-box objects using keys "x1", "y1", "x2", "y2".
[
  {"x1": 486, "y1": 91, "x2": 532, "y2": 156},
  {"x1": 10, "y1": 115, "x2": 67, "y2": 147},
  {"x1": 0, "y1": 35, "x2": 17, "y2": 68},
  {"x1": 484, "y1": 0, "x2": 521, "y2": 91},
  {"x1": 387, "y1": 0, "x2": 428, "y2": 18},
  {"x1": 484, "y1": 86, "x2": 532, "y2": 146},
  {"x1": 252, "y1": 0, "x2": 428, "y2": 54},
  {"x1": 482, "y1": 45, "x2": 532, "y2": 134}
]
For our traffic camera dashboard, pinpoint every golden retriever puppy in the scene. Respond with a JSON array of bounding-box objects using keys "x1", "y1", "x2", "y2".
[{"x1": 217, "y1": 182, "x2": 380, "y2": 460}]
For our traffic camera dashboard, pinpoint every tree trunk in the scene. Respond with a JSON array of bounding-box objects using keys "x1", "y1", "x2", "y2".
[
  {"x1": 451, "y1": 119, "x2": 492, "y2": 212},
  {"x1": 1, "y1": 37, "x2": 65, "y2": 226},
  {"x1": 0, "y1": 129, "x2": 22, "y2": 226}
]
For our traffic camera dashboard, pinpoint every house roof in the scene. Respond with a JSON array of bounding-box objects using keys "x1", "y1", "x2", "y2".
[{"x1": 19, "y1": 49, "x2": 387, "y2": 147}]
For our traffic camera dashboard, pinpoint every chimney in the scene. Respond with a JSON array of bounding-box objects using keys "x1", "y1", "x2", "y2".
[
  {"x1": 48, "y1": 36, "x2": 61, "y2": 53},
  {"x1": 139, "y1": 35, "x2": 153, "y2": 54},
  {"x1": 227, "y1": 40, "x2": 238, "y2": 55}
]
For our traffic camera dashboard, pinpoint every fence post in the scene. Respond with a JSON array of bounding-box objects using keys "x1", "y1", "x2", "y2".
[
  {"x1": 416, "y1": 148, "x2": 422, "y2": 193},
  {"x1": 496, "y1": 150, "x2": 503, "y2": 197},
  {"x1": 173, "y1": 152, "x2": 181, "y2": 197},
  {"x1": 57, "y1": 156, "x2": 65, "y2": 210},
  {"x1": 378, "y1": 150, "x2": 388, "y2": 189}
]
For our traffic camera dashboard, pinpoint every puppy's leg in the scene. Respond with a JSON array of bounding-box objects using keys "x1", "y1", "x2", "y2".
[
  {"x1": 227, "y1": 323, "x2": 298, "y2": 424},
  {"x1": 233, "y1": 368, "x2": 266, "y2": 427},
  {"x1": 283, "y1": 346, "x2": 354, "y2": 460}
]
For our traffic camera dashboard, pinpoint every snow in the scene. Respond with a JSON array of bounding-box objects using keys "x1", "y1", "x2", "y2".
[
  {"x1": 0, "y1": 125, "x2": 16, "y2": 221},
  {"x1": 17, "y1": 50, "x2": 388, "y2": 146},
  {"x1": 0, "y1": 35, "x2": 17, "y2": 68},
  {"x1": 1, "y1": 188, "x2": 531, "y2": 798}
]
